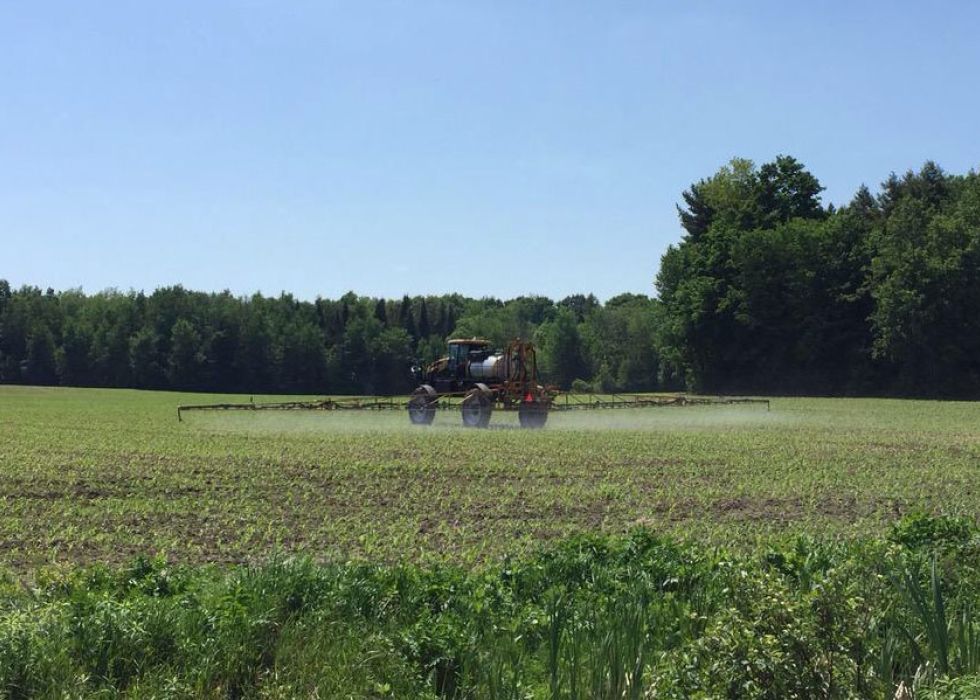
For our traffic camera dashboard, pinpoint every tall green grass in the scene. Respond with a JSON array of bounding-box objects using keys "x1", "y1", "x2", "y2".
[{"x1": 1, "y1": 515, "x2": 979, "y2": 699}]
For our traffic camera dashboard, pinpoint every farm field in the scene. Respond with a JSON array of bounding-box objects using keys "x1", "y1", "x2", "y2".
[
  {"x1": 1, "y1": 385, "x2": 978, "y2": 571},
  {"x1": 2, "y1": 385, "x2": 980, "y2": 697}
]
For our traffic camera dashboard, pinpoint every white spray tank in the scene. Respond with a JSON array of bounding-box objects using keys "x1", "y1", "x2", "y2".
[{"x1": 467, "y1": 353, "x2": 506, "y2": 380}]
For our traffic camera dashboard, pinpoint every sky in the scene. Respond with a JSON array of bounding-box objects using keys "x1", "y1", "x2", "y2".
[{"x1": 2, "y1": 2, "x2": 979, "y2": 303}]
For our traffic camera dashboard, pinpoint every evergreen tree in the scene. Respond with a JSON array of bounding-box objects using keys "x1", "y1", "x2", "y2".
[
  {"x1": 417, "y1": 299, "x2": 430, "y2": 340},
  {"x1": 399, "y1": 296, "x2": 417, "y2": 340},
  {"x1": 441, "y1": 303, "x2": 457, "y2": 338},
  {"x1": 373, "y1": 298, "x2": 387, "y2": 326},
  {"x1": 0, "y1": 279, "x2": 10, "y2": 313}
]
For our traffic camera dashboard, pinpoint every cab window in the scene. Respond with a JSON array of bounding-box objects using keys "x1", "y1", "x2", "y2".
[{"x1": 449, "y1": 344, "x2": 467, "y2": 367}]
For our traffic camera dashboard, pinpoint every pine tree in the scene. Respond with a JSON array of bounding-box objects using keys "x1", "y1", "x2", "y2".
[
  {"x1": 399, "y1": 296, "x2": 417, "y2": 340},
  {"x1": 418, "y1": 299, "x2": 430, "y2": 339},
  {"x1": 374, "y1": 298, "x2": 387, "y2": 326}
]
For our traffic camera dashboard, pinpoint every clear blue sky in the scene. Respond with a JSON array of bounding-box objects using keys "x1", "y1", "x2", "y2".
[{"x1": 3, "y1": 2, "x2": 979, "y2": 302}]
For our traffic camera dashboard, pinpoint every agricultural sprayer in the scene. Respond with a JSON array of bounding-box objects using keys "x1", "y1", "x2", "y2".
[
  {"x1": 408, "y1": 338, "x2": 553, "y2": 428},
  {"x1": 176, "y1": 337, "x2": 769, "y2": 427}
]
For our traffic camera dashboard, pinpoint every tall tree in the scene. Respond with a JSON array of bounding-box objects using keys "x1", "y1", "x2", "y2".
[
  {"x1": 417, "y1": 299, "x2": 430, "y2": 340},
  {"x1": 89, "y1": 299, "x2": 135, "y2": 387},
  {"x1": 755, "y1": 155, "x2": 826, "y2": 227},
  {"x1": 657, "y1": 156, "x2": 827, "y2": 391},
  {"x1": 280, "y1": 322, "x2": 329, "y2": 393},
  {"x1": 234, "y1": 309, "x2": 276, "y2": 392},
  {"x1": 167, "y1": 319, "x2": 204, "y2": 390},
  {"x1": 373, "y1": 298, "x2": 387, "y2": 326},
  {"x1": 558, "y1": 294, "x2": 599, "y2": 322},
  {"x1": 129, "y1": 328, "x2": 165, "y2": 388},
  {"x1": 869, "y1": 167, "x2": 980, "y2": 395},
  {"x1": 536, "y1": 308, "x2": 587, "y2": 389},
  {"x1": 398, "y1": 295, "x2": 417, "y2": 340},
  {"x1": 24, "y1": 324, "x2": 58, "y2": 385}
]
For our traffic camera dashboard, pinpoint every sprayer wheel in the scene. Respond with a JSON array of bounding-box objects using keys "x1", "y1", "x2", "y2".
[
  {"x1": 408, "y1": 385, "x2": 437, "y2": 426},
  {"x1": 461, "y1": 389, "x2": 492, "y2": 428},
  {"x1": 518, "y1": 401, "x2": 548, "y2": 429}
]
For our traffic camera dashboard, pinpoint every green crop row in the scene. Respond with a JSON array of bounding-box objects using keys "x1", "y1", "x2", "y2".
[{"x1": 2, "y1": 387, "x2": 979, "y2": 571}]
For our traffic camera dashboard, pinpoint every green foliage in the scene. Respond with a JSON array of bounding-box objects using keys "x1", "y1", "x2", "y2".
[
  {"x1": 23, "y1": 324, "x2": 58, "y2": 386},
  {"x1": 535, "y1": 308, "x2": 588, "y2": 389},
  {"x1": 0, "y1": 286, "x2": 662, "y2": 394},
  {"x1": 870, "y1": 168, "x2": 980, "y2": 394},
  {"x1": 1, "y1": 527, "x2": 979, "y2": 698},
  {"x1": 889, "y1": 513, "x2": 975, "y2": 550},
  {"x1": 128, "y1": 327, "x2": 164, "y2": 388},
  {"x1": 756, "y1": 154, "x2": 827, "y2": 227},
  {"x1": 658, "y1": 157, "x2": 980, "y2": 397},
  {"x1": 167, "y1": 318, "x2": 204, "y2": 390},
  {"x1": 919, "y1": 675, "x2": 980, "y2": 700}
]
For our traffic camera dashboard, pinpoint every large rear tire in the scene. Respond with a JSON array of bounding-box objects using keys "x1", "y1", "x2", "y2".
[
  {"x1": 461, "y1": 388, "x2": 493, "y2": 428},
  {"x1": 408, "y1": 385, "x2": 437, "y2": 425},
  {"x1": 518, "y1": 401, "x2": 548, "y2": 429}
]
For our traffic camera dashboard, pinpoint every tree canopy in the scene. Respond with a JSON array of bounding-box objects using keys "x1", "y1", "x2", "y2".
[
  {"x1": 0, "y1": 286, "x2": 660, "y2": 394},
  {"x1": 657, "y1": 157, "x2": 980, "y2": 397}
]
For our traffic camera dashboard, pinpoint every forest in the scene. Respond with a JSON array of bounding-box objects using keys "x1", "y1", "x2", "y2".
[
  {"x1": 2, "y1": 157, "x2": 978, "y2": 397},
  {"x1": 0, "y1": 283, "x2": 659, "y2": 396}
]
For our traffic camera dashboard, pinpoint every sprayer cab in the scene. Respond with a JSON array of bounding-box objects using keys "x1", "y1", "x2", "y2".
[{"x1": 447, "y1": 339, "x2": 492, "y2": 379}]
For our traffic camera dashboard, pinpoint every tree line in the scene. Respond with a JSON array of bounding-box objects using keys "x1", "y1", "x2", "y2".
[
  {"x1": 657, "y1": 157, "x2": 980, "y2": 397},
  {"x1": 0, "y1": 282, "x2": 660, "y2": 395},
  {"x1": 2, "y1": 156, "x2": 977, "y2": 397}
]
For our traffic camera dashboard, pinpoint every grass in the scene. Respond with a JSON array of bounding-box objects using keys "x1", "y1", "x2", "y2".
[{"x1": 1, "y1": 385, "x2": 979, "y2": 570}]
